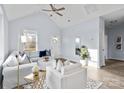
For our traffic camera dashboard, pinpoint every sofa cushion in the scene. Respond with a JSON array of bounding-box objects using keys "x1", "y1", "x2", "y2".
[
  {"x1": 61, "y1": 63, "x2": 82, "y2": 75},
  {"x1": 3, "y1": 51, "x2": 20, "y2": 68},
  {"x1": 39, "y1": 50, "x2": 46, "y2": 57},
  {"x1": 3, "y1": 51, "x2": 30, "y2": 68},
  {"x1": 64, "y1": 60, "x2": 70, "y2": 66},
  {"x1": 56, "y1": 60, "x2": 63, "y2": 72},
  {"x1": 19, "y1": 54, "x2": 30, "y2": 65},
  {"x1": 3, "y1": 55, "x2": 18, "y2": 68},
  {"x1": 52, "y1": 60, "x2": 57, "y2": 69}
]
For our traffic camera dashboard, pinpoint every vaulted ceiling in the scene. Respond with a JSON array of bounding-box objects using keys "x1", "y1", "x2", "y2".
[{"x1": 3, "y1": 4, "x2": 124, "y2": 29}]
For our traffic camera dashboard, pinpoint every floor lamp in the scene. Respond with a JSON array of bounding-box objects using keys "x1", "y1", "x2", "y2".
[
  {"x1": 16, "y1": 54, "x2": 20, "y2": 89},
  {"x1": 16, "y1": 32, "x2": 37, "y2": 88},
  {"x1": 16, "y1": 35, "x2": 27, "y2": 89}
]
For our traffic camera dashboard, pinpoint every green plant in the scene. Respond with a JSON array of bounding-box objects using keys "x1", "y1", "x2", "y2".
[{"x1": 80, "y1": 46, "x2": 89, "y2": 60}]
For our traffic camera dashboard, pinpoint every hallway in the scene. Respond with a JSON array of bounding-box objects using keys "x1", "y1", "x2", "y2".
[{"x1": 87, "y1": 59, "x2": 124, "y2": 88}]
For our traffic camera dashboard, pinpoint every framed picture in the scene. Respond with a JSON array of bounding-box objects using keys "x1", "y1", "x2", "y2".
[
  {"x1": 116, "y1": 44, "x2": 122, "y2": 50},
  {"x1": 115, "y1": 35, "x2": 122, "y2": 50},
  {"x1": 21, "y1": 30, "x2": 38, "y2": 51},
  {"x1": 116, "y1": 36, "x2": 122, "y2": 43}
]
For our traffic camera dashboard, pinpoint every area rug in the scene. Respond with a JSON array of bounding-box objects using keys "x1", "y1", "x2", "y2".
[
  {"x1": 23, "y1": 78, "x2": 103, "y2": 89},
  {"x1": 86, "y1": 78, "x2": 103, "y2": 89}
]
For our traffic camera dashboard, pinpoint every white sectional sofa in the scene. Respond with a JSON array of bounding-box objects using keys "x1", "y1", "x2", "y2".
[
  {"x1": 2, "y1": 62, "x2": 36, "y2": 89},
  {"x1": 2, "y1": 51, "x2": 36, "y2": 89}
]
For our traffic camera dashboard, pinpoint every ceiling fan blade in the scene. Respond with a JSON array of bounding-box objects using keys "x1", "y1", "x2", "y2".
[
  {"x1": 42, "y1": 9, "x2": 53, "y2": 11},
  {"x1": 56, "y1": 7, "x2": 65, "y2": 11},
  {"x1": 55, "y1": 12, "x2": 63, "y2": 16},
  {"x1": 50, "y1": 4, "x2": 55, "y2": 10}
]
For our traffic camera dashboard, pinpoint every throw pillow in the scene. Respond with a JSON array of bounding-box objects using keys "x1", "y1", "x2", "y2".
[
  {"x1": 46, "y1": 49, "x2": 51, "y2": 56},
  {"x1": 56, "y1": 60, "x2": 63, "y2": 72},
  {"x1": 19, "y1": 54, "x2": 30, "y2": 65},
  {"x1": 39, "y1": 50, "x2": 46, "y2": 57},
  {"x1": 3, "y1": 55, "x2": 18, "y2": 68},
  {"x1": 61, "y1": 63, "x2": 82, "y2": 75},
  {"x1": 64, "y1": 60, "x2": 70, "y2": 66},
  {"x1": 52, "y1": 61, "x2": 57, "y2": 69}
]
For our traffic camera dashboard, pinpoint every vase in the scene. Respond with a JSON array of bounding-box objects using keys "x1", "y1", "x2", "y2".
[
  {"x1": 32, "y1": 65, "x2": 39, "y2": 80},
  {"x1": 80, "y1": 59, "x2": 88, "y2": 66}
]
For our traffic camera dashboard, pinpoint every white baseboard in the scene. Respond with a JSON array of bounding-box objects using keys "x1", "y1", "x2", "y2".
[{"x1": 107, "y1": 58, "x2": 124, "y2": 61}]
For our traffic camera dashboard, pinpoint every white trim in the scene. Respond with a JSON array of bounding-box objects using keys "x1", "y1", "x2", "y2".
[{"x1": 108, "y1": 58, "x2": 124, "y2": 62}]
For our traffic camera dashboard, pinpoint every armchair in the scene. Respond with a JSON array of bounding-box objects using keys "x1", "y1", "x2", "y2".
[{"x1": 46, "y1": 62, "x2": 87, "y2": 89}]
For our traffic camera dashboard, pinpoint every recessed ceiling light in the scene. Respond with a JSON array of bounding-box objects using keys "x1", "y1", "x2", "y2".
[{"x1": 68, "y1": 19, "x2": 71, "y2": 22}]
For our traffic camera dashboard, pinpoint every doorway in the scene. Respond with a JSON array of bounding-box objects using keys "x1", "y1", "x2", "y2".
[{"x1": 103, "y1": 8, "x2": 124, "y2": 66}]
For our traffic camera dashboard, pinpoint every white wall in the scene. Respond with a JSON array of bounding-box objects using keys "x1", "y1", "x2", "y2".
[
  {"x1": 108, "y1": 23, "x2": 124, "y2": 60},
  {"x1": 3, "y1": 6, "x2": 8, "y2": 60},
  {"x1": 0, "y1": 5, "x2": 8, "y2": 65},
  {"x1": 98, "y1": 17, "x2": 105, "y2": 67},
  {"x1": 61, "y1": 17, "x2": 100, "y2": 67},
  {"x1": 61, "y1": 17, "x2": 105, "y2": 68},
  {"x1": 8, "y1": 10, "x2": 105, "y2": 68},
  {"x1": 104, "y1": 34, "x2": 108, "y2": 59},
  {"x1": 8, "y1": 13, "x2": 61, "y2": 56},
  {"x1": 0, "y1": 15, "x2": 4, "y2": 62}
]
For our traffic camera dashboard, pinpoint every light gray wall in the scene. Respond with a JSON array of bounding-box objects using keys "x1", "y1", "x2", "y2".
[
  {"x1": 61, "y1": 17, "x2": 100, "y2": 67},
  {"x1": 2, "y1": 5, "x2": 8, "y2": 61},
  {"x1": 104, "y1": 27, "x2": 109, "y2": 59},
  {"x1": 0, "y1": 5, "x2": 8, "y2": 88},
  {"x1": 0, "y1": 5, "x2": 8, "y2": 64},
  {"x1": 8, "y1": 12, "x2": 105, "y2": 68},
  {"x1": 99, "y1": 17, "x2": 105, "y2": 66},
  {"x1": 0, "y1": 15, "x2": 3, "y2": 61},
  {"x1": 108, "y1": 23, "x2": 124, "y2": 60},
  {"x1": 8, "y1": 13, "x2": 61, "y2": 55}
]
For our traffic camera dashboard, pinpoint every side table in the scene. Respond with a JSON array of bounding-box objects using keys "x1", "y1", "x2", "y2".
[{"x1": 24, "y1": 70, "x2": 46, "y2": 89}]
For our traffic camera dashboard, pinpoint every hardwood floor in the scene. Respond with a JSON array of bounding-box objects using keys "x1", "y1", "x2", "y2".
[{"x1": 87, "y1": 59, "x2": 124, "y2": 89}]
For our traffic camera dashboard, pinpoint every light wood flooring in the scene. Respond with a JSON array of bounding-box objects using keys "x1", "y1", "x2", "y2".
[{"x1": 87, "y1": 59, "x2": 124, "y2": 89}]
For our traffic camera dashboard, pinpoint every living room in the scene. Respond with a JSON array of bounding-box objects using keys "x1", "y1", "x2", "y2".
[{"x1": 0, "y1": 4, "x2": 124, "y2": 90}]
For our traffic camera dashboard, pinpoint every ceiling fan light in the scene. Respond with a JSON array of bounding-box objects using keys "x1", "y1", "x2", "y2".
[
  {"x1": 42, "y1": 4, "x2": 65, "y2": 17},
  {"x1": 50, "y1": 14, "x2": 53, "y2": 17},
  {"x1": 68, "y1": 19, "x2": 71, "y2": 22}
]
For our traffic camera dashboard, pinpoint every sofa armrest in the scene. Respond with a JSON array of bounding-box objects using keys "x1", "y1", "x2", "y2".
[
  {"x1": 46, "y1": 67, "x2": 87, "y2": 81},
  {"x1": 46, "y1": 66, "x2": 62, "y2": 78},
  {"x1": 61, "y1": 68, "x2": 87, "y2": 89},
  {"x1": 62, "y1": 68, "x2": 85, "y2": 77},
  {"x1": 2, "y1": 63, "x2": 37, "y2": 89},
  {"x1": 2, "y1": 63, "x2": 36, "y2": 76},
  {"x1": 46, "y1": 66, "x2": 63, "y2": 88},
  {"x1": 0, "y1": 65, "x2": 3, "y2": 88},
  {"x1": 46, "y1": 66, "x2": 87, "y2": 89}
]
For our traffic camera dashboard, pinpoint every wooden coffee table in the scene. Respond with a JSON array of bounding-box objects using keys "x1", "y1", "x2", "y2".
[{"x1": 24, "y1": 70, "x2": 46, "y2": 89}]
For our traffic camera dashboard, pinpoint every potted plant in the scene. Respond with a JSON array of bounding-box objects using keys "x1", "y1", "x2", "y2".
[{"x1": 80, "y1": 45, "x2": 89, "y2": 66}]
